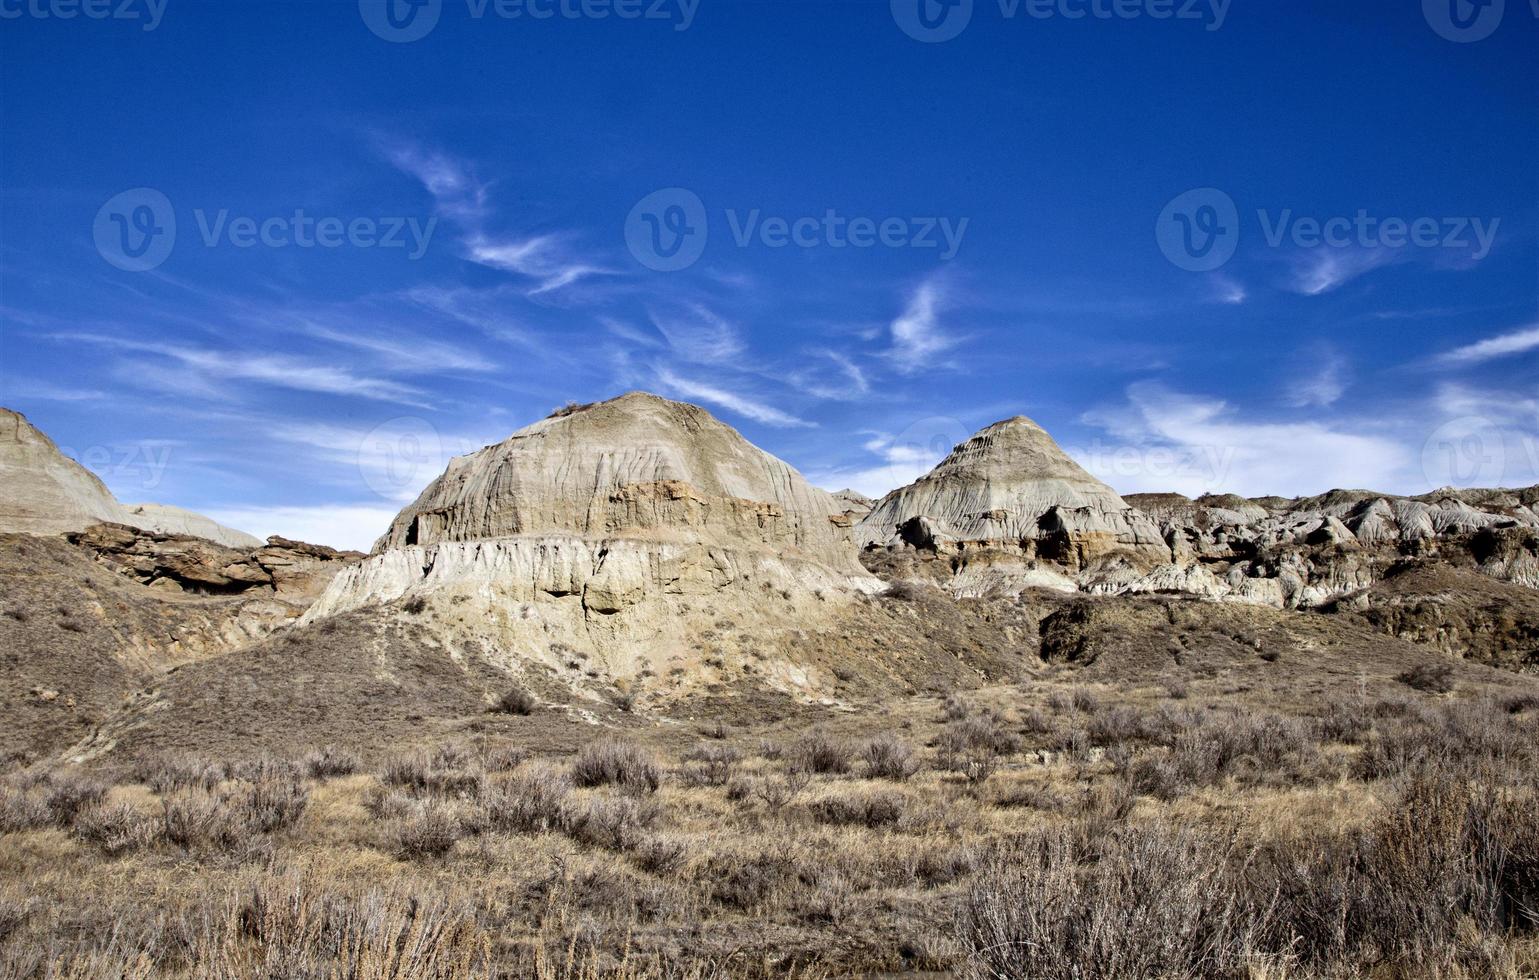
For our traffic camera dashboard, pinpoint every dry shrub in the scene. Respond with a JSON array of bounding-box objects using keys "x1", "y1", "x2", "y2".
[
  {"x1": 0, "y1": 784, "x2": 50, "y2": 833},
  {"x1": 476, "y1": 767, "x2": 571, "y2": 834},
  {"x1": 381, "y1": 748, "x2": 484, "y2": 798},
  {"x1": 240, "y1": 773, "x2": 309, "y2": 833},
  {"x1": 679, "y1": 743, "x2": 740, "y2": 787},
  {"x1": 939, "y1": 715, "x2": 1018, "y2": 783},
  {"x1": 161, "y1": 790, "x2": 258, "y2": 853},
  {"x1": 753, "y1": 769, "x2": 812, "y2": 812},
  {"x1": 219, "y1": 870, "x2": 490, "y2": 975},
  {"x1": 135, "y1": 753, "x2": 224, "y2": 794},
  {"x1": 792, "y1": 731, "x2": 852, "y2": 775},
  {"x1": 1315, "y1": 703, "x2": 1372, "y2": 744},
  {"x1": 859, "y1": 734, "x2": 919, "y2": 781},
  {"x1": 389, "y1": 801, "x2": 465, "y2": 859},
  {"x1": 962, "y1": 757, "x2": 1539, "y2": 979},
  {"x1": 159, "y1": 774, "x2": 308, "y2": 852},
  {"x1": 628, "y1": 833, "x2": 688, "y2": 875},
  {"x1": 41, "y1": 772, "x2": 109, "y2": 826},
  {"x1": 959, "y1": 826, "x2": 1261, "y2": 980},
  {"x1": 479, "y1": 745, "x2": 530, "y2": 773},
  {"x1": 562, "y1": 795, "x2": 659, "y2": 850},
  {"x1": 302, "y1": 745, "x2": 360, "y2": 779},
  {"x1": 570, "y1": 741, "x2": 661, "y2": 794},
  {"x1": 807, "y1": 789, "x2": 906, "y2": 828},
  {"x1": 1399, "y1": 662, "x2": 1457, "y2": 694},
  {"x1": 74, "y1": 801, "x2": 157, "y2": 856},
  {"x1": 495, "y1": 686, "x2": 536, "y2": 715}
]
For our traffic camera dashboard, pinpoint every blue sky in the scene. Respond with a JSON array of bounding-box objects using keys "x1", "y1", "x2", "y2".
[{"x1": 2, "y1": 0, "x2": 1536, "y2": 550}]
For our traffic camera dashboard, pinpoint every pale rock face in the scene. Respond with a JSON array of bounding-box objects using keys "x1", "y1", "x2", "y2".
[
  {"x1": 377, "y1": 392, "x2": 860, "y2": 573},
  {"x1": 856, "y1": 416, "x2": 1165, "y2": 557},
  {"x1": 121, "y1": 503, "x2": 263, "y2": 550},
  {"x1": 0, "y1": 408, "x2": 126, "y2": 535},
  {"x1": 0, "y1": 408, "x2": 262, "y2": 548},
  {"x1": 310, "y1": 394, "x2": 883, "y2": 658}
]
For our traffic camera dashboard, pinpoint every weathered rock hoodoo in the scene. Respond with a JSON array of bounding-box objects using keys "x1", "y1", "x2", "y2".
[
  {"x1": 855, "y1": 415, "x2": 1169, "y2": 594},
  {"x1": 856, "y1": 413, "x2": 1539, "y2": 614},
  {"x1": 306, "y1": 393, "x2": 882, "y2": 680}
]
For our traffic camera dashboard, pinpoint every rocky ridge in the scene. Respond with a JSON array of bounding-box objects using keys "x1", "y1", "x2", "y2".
[{"x1": 0, "y1": 407, "x2": 260, "y2": 548}]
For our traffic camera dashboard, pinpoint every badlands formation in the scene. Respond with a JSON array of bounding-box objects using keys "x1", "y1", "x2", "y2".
[
  {"x1": 0, "y1": 408, "x2": 260, "y2": 548},
  {"x1": 4, "y1": 391, "x2": 1539, "y2": 760}
]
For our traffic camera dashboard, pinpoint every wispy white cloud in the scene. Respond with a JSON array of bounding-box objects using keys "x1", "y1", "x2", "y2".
[
  {"x1": 271, "y1": 419, "x2": 496, "y2": 503},
  {"x1": 204, "y1": 504, "x2": 400, "y2": 553},
  {"x1": 806, "y1": 420, "x2": 969, "y2": 499},
  {"x1": 1285, "y1": 247, "x2": 1395, "y2": 296},
  {"x1": 1436, "y1": 323, "x2": 1539, "y2": 366},
  {"x1": 1282, "y1": 348, "x2": 1348, "y2": 408},
  {"x1": 281, "y1": 316, "x2": 496, "y2": 374},
  {"x1": 60, "y1": 333, "x2": 430, "y2": 406},
  {"x1": 383, "y1": 141, "x2": 488, "y2": 221},
  {"x1": 385, "y1": 139, "x2": 611, "y2": 298},
  {"x1": 886, "y1": 279, "x2": 956, "y2": 374},
  {"x1": 653, "y1": 368, "x2": 812, "y2": 428},
  {"x1": 3, "y1": 381, "x2": 109, "y2": 402},
  {"x1": 1077, "y1": 382, "x2": 1406, "y2": 497},
  {"x1": 1209, "y1": 273, "x2": 1247, "y2": 305},
  {"x1": 649, "y1": 305, "x2": 745, "y2": 365},
  {"x1": 787, "y1": 350, "x2": 871, "y2": 401},
  {"x1": 465, "y1": 233, "x2": 610, "y2": 295}
]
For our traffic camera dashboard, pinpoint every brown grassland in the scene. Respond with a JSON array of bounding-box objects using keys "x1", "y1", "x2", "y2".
[{"x1": 5, "y1": 665, "x2": 1539, "y2": 979}]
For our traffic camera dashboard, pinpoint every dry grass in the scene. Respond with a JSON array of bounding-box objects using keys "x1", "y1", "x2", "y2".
[{"x1": 5, "y1": 681, "x2": 1539, "y2": 978}]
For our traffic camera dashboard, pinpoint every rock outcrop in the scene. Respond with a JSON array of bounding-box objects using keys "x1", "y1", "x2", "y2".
[
  {"x1": 119, "y1": 503, "x2": 263, "y2": 549},
  {"x1": 0, "y1": 407, "x2": 261, "y2": 548},
  {"x1": 307, "y1": 393, "x2": 882, "y2": 688},
  {"x1": 67, "y1": 522, "x2": 363, "y2": 603},
  {"x1": 0, "y1": 408, "x2": 125, "y2": 536},
  {"x1": 855, "y1": 416, "x2": 1168, "y2": 592}
]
